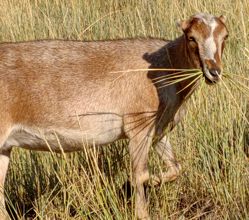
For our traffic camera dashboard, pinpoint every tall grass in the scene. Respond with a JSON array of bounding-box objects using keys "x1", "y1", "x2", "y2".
[{"x1": 0, "y1": 0, "x2": 248, "y2": 219}]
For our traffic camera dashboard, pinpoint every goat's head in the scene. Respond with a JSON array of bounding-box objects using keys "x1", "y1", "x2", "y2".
[{"x1": 179, "y1": 13, "x2": 228, "y2": 84}]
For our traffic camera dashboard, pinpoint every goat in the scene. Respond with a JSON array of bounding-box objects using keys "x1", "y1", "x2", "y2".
[{"x1": 0, "y1": 13, "x2": 228, "y2": 219}]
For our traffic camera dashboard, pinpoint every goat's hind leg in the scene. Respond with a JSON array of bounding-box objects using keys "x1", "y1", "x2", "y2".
[
  {"x1": 0, "y1": 135, "x2": 12, "y2": 220},
  {"x1": 151, "y1": 136, "x2": 181, "y2": 185}
]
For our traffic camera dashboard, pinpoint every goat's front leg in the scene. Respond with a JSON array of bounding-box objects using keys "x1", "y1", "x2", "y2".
[
  {"x1": 151, "y1": 136, "x2": 181, "y2": 185},
  {"x1": 128, "y1": 131, "x2": 153, "y2": 220},
  {"x1": 0, "y1": 150, "x2": 11, "y2": 220}
]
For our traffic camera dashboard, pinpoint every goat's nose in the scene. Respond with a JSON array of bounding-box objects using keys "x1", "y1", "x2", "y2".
[{"x1": 209, "y1": 68, "x2": 221, "y2": 77}]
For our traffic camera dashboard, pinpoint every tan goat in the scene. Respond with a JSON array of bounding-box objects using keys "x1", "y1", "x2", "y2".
[{"x1": 0, "y1": 13, "x2": 228, "y2": 219}]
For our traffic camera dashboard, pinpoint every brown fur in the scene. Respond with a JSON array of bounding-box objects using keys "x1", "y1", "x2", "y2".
[{"x1": 0, "y1": 13, "x2": 228, "y2": 219}]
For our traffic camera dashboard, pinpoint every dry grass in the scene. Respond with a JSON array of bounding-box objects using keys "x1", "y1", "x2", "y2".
[{"x1": 0, "y1": 0, "x2": 248, "y2": 219}]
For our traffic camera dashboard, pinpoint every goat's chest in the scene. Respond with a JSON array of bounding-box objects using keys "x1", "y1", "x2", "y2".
[{"x1": 155, "y1": 91, "x2": 182, "y2": 136}]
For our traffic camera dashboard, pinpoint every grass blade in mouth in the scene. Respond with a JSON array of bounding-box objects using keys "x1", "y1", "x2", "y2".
[
  {"x1": 110, "y1": 68, "x2": 203, "y2": 89},
  {"x1": 158, "y1": 71, "x2": 203, "y2": 89},
  {"x1": 152, "y1": 71, "x2": 202, "y2": 85},
  {"x1": 151, "y1": 71, "x2": 189, "y2": 81},
  {"x1": 176, "y1": 74, "x2": 202, "y2": 94},
  {"x1": 110, "y1": 68, "x2": 200, "y2": 74},
  {"x1": 185, "y1": 77, "x2": 205, "y2": 100}
]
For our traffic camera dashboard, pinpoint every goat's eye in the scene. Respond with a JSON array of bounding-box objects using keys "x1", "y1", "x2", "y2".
[
  {"x1": 188, "y1": 36, "x2": 196, "y2": 42},
  {"x1": 224, "y1": 35, "x2": 229, "y2": 40}
]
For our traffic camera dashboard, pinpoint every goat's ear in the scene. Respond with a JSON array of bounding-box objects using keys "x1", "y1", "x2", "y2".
[
  {"x1": 176, "y1": 19, "x2": 190, "y2": 31},
  {"x1": 219, "y1": 15, "x2": 226, "y2": 23}
]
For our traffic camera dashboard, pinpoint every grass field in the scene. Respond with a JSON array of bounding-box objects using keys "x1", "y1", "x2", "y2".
[{"x1": 0, "y1": 0, "x2": 248, "y2": 219}]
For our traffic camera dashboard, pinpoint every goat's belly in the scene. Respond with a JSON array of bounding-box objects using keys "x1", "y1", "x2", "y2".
[{"x1": 5, "y1": 118, "x2": 123, "y2": 152}]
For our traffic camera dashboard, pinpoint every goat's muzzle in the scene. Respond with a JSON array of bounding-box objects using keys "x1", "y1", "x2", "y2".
[{"x1": 203, "y1": 60, "x2": 222, "y2": 85}]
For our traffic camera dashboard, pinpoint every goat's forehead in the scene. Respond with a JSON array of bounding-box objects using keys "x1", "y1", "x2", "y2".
[
  {"x1": 193, "y1": 13, "x2": 215, "y2": 24},
  {"x1": 191, "y1": 15, "x2": 226, "y2": 38}
]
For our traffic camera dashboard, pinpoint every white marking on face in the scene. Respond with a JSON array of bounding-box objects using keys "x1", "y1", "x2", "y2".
[
  {"x1": 193, "y1": 13, "x2": 226, "y2": 82},
  {"x1": 203, "y1": 20, "x2": 218, "y2": 61},
  {"x1": 194, "y1": 13, "x2": 208, "y2": 24}
]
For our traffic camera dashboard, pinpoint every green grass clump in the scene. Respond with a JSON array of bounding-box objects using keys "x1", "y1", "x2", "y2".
[{"x1": 0, "y1": 0, "x2": 248, "y2": 219}]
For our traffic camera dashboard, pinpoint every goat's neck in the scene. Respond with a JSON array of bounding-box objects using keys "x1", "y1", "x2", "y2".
[
  {"x1": 166, "y1": 35, "x2": 200, "y2": 100},
  {"x1": 166, "y1": 35, "x2": 199, "y2": 69}
]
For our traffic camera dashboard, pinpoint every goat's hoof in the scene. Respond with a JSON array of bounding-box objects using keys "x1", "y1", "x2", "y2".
[{"x1": 149, "y1": 175, "x2": 161, "y2": 186}]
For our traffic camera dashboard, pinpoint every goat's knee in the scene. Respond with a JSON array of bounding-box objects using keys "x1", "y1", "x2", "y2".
[{"x1": 132, "y1": 170, "x2": 149, "y2": 186}]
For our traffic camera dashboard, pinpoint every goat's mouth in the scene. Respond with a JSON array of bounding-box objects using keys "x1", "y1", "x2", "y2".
[{"x1": 203, "y1": 68, "x2": 221, "y2": 85}]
